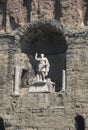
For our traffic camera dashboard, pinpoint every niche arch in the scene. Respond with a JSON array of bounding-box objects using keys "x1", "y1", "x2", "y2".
[
  {"x1": 0, "y1": 117, "x2": 5, "y2": 130},
  {"x1": 75, "y1": 114, "x2": 85, "y2": 130},
  {"x1": 14, "y1": 19, "x2": 68, "y2": 92}
]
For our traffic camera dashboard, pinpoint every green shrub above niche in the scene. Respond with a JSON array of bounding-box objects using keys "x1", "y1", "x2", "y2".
[{"x1": 0, "y1": 0, "x2": 6, "y2": 3}]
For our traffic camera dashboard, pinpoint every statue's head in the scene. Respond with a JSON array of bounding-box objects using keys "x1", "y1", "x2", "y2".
[{"x1": 41, "y1": 53, "x2": 44, "y2": 57}]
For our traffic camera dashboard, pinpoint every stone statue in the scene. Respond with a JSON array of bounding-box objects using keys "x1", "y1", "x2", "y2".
[
  {"x1": 35, "y1": 53, "x2": 50, "y2": 81},
  {"x1": 29, "y1": 54, "x2": 55, "y2": 93}
]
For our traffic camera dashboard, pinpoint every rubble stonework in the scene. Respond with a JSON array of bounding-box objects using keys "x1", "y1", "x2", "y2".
[
  {"x1": 0, "y1": 1, "x2": 88, "y2": 130},
  {"x1": 0, "y1": 0, "x2": 88, "y2": 32}
]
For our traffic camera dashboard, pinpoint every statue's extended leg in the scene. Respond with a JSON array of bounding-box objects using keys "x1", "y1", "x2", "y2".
[
  {"x1": 40, "y1": 73, "x2": 42, "y2": 81},
  {"x1": 36, "y1": 74, "x2": 39, "y2": 81},
  {"x1": 42, "y1": 72, "x2": 46, "y2": 81}
]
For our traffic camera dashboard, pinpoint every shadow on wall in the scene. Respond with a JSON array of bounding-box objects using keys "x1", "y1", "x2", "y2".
[
  {"x1": 47, "y1": 53, "x2": 66, "y2": 91},
  {"x1": 75, "y1": 115, "x2": 85, "y2": 130},
  {"x1": 55, "y1": 0, "x2": 61, "y2": 20},
  {"x1": 84, "y1": 0, "x2": 88, "y2": 25},
  {"x1": 0, "y1": 117, "x2": 5, "y2": 130}
]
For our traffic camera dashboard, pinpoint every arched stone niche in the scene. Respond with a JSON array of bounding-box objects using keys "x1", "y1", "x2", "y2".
[
  {"x1": 0, "y1": 117, "x2": 5, "y2": 130},
  {"x1": 14, "y1": 19, "x2": 68, "y2": 92},
  {"x1": 75, "y1": 115, "x2": 85, "y2": 130}
]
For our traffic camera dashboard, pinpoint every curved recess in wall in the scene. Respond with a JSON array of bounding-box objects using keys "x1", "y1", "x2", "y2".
[{"x1": 14, "y1": 19, "x2": 68, "y2": 91}]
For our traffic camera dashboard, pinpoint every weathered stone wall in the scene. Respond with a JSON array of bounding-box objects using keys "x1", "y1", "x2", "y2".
[
  {"x1": 60, "y1": 0, "x2": 88, "y2": 26},
  {"x1": 0, "y1": 0, "x2": 88, "y2": 130},
  {"x1": 31, "y1": 0, "x2": 55, "y2": 20},
  {"x1": 0, "y1": 24, "x2": 88, "y2": 130},
  {"x1": 0, "y1": 35, "x2": 14, "y2": 126},
  {"x1": 66, "y1": 32, "x2": 88, "y2": 130},
  {"x1": 60, "y1": 0, "x2": 83, "y2": 26},
  {"x1": 0, "y1": 0, "x2": 88, "y2": 32}
]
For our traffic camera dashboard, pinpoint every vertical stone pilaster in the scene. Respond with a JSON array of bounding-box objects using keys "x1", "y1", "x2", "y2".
[
  {"x1": 13, "y1": 65, "x2": 20, "y2": 96},
  {"x1": 62, "y1": 70, "x2": 65, "y2": 91}
]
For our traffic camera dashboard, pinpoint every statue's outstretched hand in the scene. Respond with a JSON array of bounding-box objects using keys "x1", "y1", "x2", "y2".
[{"x1": 35, "y1": 53, "x2": 38, "y2": 59}]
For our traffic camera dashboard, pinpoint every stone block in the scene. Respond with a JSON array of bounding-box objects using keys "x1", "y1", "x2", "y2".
[{"x1": 29, "y1": 81, "x2": 50, "y2": 93}]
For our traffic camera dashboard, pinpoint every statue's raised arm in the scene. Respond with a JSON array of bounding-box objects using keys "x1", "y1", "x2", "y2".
[{"x1": 35, "y1": 53, "x2": 38, "y2": 60}]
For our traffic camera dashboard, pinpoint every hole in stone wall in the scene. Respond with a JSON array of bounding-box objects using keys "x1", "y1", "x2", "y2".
[
  {"x1": 0, "y1": 117, "x2": 5, "y2": 130},
  {"x1": 21, "y1": 69, "x2": 28, "y2": 79},
  {"x1": 20, "y1": 25, "x2": 67, "y2": 92},
  {"x1": 0, "y1": 2, "x2": 7, "y2": 31},
  {"x1": 75, "y1": 115, "x2": 85, "y2": 130},
  {"x1": 20, "y1": 69, "x2": 29, "y2": 87},
  {"x1": 23, "y1": 0, "x2": 32, "y2": 22},
  {"x1": 55, "y1": 0, "x2": 61, "y2": 20},
  {"x1": 20, "y1": 68, "x2": 35, "y2": 88},
  {"x1": 10, "y1": 16, "x2": 20, "y2": 30},
  {"x1": 84, "y1": 0, "x2": 88, "y2": 25}
]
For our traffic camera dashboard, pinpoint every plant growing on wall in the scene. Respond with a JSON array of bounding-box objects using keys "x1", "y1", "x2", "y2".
[{"x1": 0, "y1": 0, "x2": 6, "y2": 3}]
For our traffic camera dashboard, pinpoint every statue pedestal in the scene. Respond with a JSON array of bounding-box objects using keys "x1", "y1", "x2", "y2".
[
  {"x1": 29, "y1": 79, "x2": 55, "y2": 93},
  {"x1": 29, "y1": 81, "x2": 50, "y2": 93}
]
